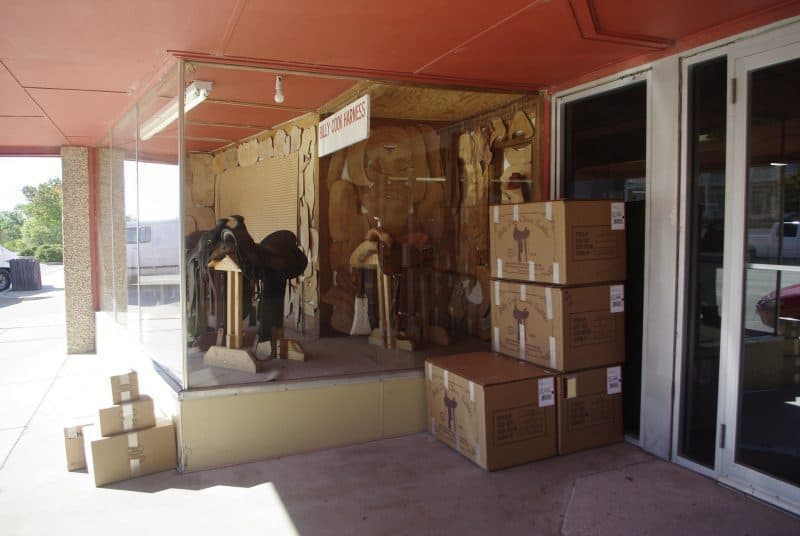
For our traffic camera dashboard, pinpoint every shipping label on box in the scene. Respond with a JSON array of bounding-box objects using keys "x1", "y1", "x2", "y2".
[
  {"x1": 110, "y1": 371, "x2": 140, "y2": 404},
  {"x1": 490, "y1": 280, "x2": 625, "y2": 372},
  {"x1": 98, "y1": 396, "x2": 156, "y2": 437},
  {"x1": 489, "y1": 200, "x2": 626, "y2": 285}
]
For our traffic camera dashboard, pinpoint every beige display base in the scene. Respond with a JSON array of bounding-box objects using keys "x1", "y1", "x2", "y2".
[
  {"x1": 180, "y1": 371, "x2": 427, "y2": 471},
  {"x1": 204, "y1": 345, "x2": 261, "y2": 373},
  {"x1": 255, "y1": 339, "x2": 306, "y2": 361}
]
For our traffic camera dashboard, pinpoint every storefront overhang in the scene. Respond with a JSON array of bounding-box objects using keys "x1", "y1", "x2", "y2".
[{"x1": 1, "y1": 1, "x2": 799, "y2": 155}]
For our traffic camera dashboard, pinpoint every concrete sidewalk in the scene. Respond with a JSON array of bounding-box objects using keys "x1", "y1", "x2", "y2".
[{"x1": 0, "y1": 266, "x2": 798, "y2": 535}]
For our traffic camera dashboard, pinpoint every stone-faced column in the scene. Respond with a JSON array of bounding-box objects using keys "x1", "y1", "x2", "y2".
[{"x1": 61, "y1": 146, "x2": 95, "y2": 354}]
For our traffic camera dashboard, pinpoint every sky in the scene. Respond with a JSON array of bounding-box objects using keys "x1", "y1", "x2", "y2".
[
  {"x1": 0, "y1": 156, "x2": 179, "y2": 221},
  {"x1": 0, "y1": 156, "x2": 62, "y2": 212}
]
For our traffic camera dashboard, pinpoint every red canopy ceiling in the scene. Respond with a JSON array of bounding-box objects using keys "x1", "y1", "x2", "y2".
[{"x1": 0, "y1": 0, "x2": 797, "y2": 154}]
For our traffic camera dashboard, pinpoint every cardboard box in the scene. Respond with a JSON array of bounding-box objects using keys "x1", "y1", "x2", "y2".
[
  {"x1": 84, "y1": 419, "x2": 177, "y2": 486},
  {"x1": 98, "y1": 396, "x2": 156, "y2": 437},
  {"x1": 491, "y1": 279, "x2": 625, "y2": 372},
  {"x1": 489, "y1": 200, "x2": 626, "y2": 285},
  {"x1": 64, "y1": 424, "x2": 92, "y2": 471},
  {"x1": 426, "y1": 352, "x2": 557, "y2": 471},
  {"x1": 556, "y1": 366, "x2": 623, "y2": 455},
  {"x1": 110, "y1": 371, "x2": 140, "y2": 404}
]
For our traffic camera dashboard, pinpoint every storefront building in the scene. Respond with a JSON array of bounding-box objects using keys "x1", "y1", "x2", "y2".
[{"x1": 2, "y1": 1, "x2": 799, "y2": 515}]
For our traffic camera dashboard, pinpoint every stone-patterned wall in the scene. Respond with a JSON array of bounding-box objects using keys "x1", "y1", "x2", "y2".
[{"x1": 61, "y1": 146, "x2": 95, "y2": 354}]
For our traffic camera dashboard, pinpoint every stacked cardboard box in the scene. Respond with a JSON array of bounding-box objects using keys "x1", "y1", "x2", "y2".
[
  {"x1": 485, "y1": 199, "x2": 626, "y2": 456},
  {"x1": 426, "y1": 352, "x2": 557, "y2": 470},
  {"x1": 63, "y1": 370, "x2": 177, "y2": 486}
]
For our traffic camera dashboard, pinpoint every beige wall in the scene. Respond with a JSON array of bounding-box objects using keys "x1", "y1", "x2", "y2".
[{"x1": 179, "y1": 372, "x2": 426, "y2": 471}]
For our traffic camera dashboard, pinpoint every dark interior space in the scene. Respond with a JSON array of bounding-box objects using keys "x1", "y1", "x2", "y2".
[{"x1": 562, "y1": 82, "x2": 647, "y2": 437}]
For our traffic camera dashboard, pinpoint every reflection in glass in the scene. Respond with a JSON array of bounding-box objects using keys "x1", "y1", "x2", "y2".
[
  {"x1": 679, "y1": 57, "x2": 726, "y2": 468},
  {"x1": 738, "y1": 58, "x2": 800, "y2": 486},
  {"x1": 563, "y1": 82, "x2": 647, "y2": 202},
  {"x1": 562, "y1": 82, "x2": 647, "y2": 437},
  {"x1": 136, "y1": 65, "x2": 183, "y2": 382}
]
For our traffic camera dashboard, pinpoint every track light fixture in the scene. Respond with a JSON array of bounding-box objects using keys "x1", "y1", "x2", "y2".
[{"x1": 274, "y1": 75, "x2": 285, "y2": 104}]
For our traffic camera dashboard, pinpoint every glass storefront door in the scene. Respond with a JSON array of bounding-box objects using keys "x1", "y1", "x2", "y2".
[{"x1": 722, "y1": 39, "x2": 800, "y2": 513}]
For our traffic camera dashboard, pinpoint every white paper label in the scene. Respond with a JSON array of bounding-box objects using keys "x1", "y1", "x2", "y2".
[
  {"x1": 493, "y1": 206, "x2": 500, "y2": 224},
  {"x1": 318, "y1": 94, "x2": 370, "y2": 157},
  {"x1": 611, "y1": 202, "x2": 626, "y2": 230},
  {"x1": 519, "y1": 324, "x2": 526, "y2": 360},
  {"x1": 549, "y1": 336, "x2": 557, "y2": 369},
  {"x1": 493, "y1": 327, "x2": 500, "y2": 352},
  {"x1": 545, "y1": 202, "x2": 553, "y2": 221},
  {"x1": 528, "y1": 261, "x2": 535, "y2": 281},
  {"x1": 610, "y1": 284, "x2": 625, "y2": 313},
  {"x1": 545, "y1": 287, "x2": 553, "y2": 320},
  {"x1": 519, "y1": 285, "x2": 527, "y2": 302},
  {"x1": 552, "y1": 262, "x2": 560, "y2": 284},
  {"x1": 512, "y1": 204, "x2": 519, "y2": 222},
  {"x1": 443, "y1": 370, "x2": 449, "y2": 390},
  {"x1": 469, "y1": 382, "x2": 475, "y2": 402},
  {"x1": 607, "y1": 366, "x2": 622, "y2": 394},
  {"x1": 538, "y1": 377, "x2": 555, "y2": 408},
  {"x1": 494, "y1": 281, "x2": 501, "y2": 306},
  {"x1": 496, "y1": 258, "x2": 503, "y2": 279}
]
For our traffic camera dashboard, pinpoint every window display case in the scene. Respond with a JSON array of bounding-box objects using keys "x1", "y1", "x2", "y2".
[{"x1": 96, "y1": 58, "x2": 545, "y2": 469}]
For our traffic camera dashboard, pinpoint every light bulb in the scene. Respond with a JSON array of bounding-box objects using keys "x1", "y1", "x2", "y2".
[{"x1": 274, "y1": 75, "x2": 285, "y2": 104}]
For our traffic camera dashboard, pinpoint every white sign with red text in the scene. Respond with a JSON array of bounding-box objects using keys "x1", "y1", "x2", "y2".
[{"x1": 318, "y1": 95, "x2": 370, "y2": 157}]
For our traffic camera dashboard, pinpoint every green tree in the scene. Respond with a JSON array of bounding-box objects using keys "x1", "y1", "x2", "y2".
[
  {"x1": 0, "y1": 178, "x2": 62, "y2": 255},
  {"x1": 19, "y1": 178, "x2": 62, "y2": 244},
  {"x1": 0, "y1": 208, "x2": 25, "y2": 251}
]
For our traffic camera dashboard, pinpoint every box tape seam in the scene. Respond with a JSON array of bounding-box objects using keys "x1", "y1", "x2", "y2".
[
  {"x1": 545, "y1": 202, "x2": 553, "y2": 221},
  {"x1": 127, "y1": 432, "x2": 141, "y2": 476},
  {"x1": 494, "y1": 281, "x2": 500, "y2": 306},
  {"x1": 443, "y1": 370, "x2": 449, "y2": 390},
  {"x1": 545, "y1": 287, "x2": 553, "y2": 320},
  {"x1": 528, "y1": 261, "x2": 535, "y2": 282},
  {"x1": 496, "y1": 258, "x2": 503, "y2": 279},
  {"x1": 122, "y1": 404, "x2": 134, "y2": 431},
  {"x1": 469, "y1": 382, "x2": 475, "y2": 403},
  {"x1": 549, "y1": 336, "x2": 557, "y2": 369},
  {"x1": 552, "y1": 262, "x2": 560, "y2": 284},
  {"x1": 512, "y1": 204, "x2": 519, "y2": 222},
  {"x1": 519, "y1": 284, "x2": 526, "y2": 301},
  {"x1": 519, "y1": 324, "x2": 526, "y2": 360},
  {"x1": 493, "y1": 206, "x2": 499, "y2": 224},
  {"x1": 493, "y1": 327, "x2": 500, "y2": 352}
]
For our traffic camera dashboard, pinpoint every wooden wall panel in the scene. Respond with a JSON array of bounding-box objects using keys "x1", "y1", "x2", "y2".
[{"x1": 217, "y1": 156, "x2": 298, "y2": 241}]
